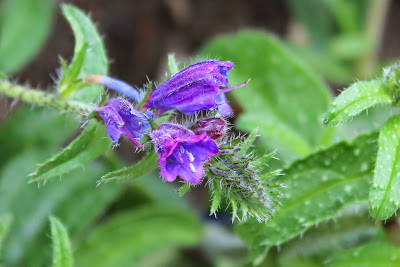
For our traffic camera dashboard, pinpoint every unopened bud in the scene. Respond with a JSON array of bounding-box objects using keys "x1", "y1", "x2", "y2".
[{"x1": 192, "y1": 117, "x2": 227, "y2": 140}]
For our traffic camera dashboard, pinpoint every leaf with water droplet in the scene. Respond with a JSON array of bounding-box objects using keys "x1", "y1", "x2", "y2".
[
  {"x1": 370, "y1": 115, "x2": 400, "y2": 219},
  {"x1": 324, "y1": 80, "x2": 392, "y2": 127},
  {"x1": 236, "y1": 132, "x2": 378, "y2": 258}
]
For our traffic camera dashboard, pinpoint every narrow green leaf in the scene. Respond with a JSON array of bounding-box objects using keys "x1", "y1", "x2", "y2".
[
  {"x1": 238, "y1": 128, "x2": 258, "y2": 156},
  {"x1": 324, "y1": 80, "x2": 392, "y2": 127},
  {"x1": 61, "y1": 4, "x2": 108, "y2": 102},
  {"x1": 50, "y1": 217, "x2": 73, "y2": 267},
  {"x1": 236, "y1": 132, "x2": 378, "y2": 252},
  {"x1": 370, "y1": 115, "x2": 400, "y2": 219},
  {"x1": 0, "y1": 214, "x2": 12, "y2": 257},
  {"x1": 99, "y1": 149, "x2": 159, "y2": 183},
  {"x1": 0, "y1": 0, "x2": 56, "y2": 74},
  {"x1": 29, "y1": 120, "x2": 111, "y2": 183},
  {"x1": 75, "y1": 206, "x2": 202, "y2": 267},
  {"x1": 328, "y1": 242, "x2": 400, "y2": 267},
  {"x1": 200, "y1": 30, "x2": 332, "y2": 162},
  {"x1": 168, "y1": 53, "x2": 179, "y2": 76}
]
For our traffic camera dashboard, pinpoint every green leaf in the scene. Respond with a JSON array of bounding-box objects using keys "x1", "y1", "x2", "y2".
[
  {"x1": 50, "y1": 217, "x2": 73, "y2": 267},
  {"x1": 236, "y1": 132, "x2": 378, "y2": 253},
  {"x1": 99, "y1": 149, "x2": 158, "y2": 183},
  {"x1": 370, "y1": 115, "x2": 400, "y2": 219},
  {"x1": 279, "y1": 204, "x2": 378, "y2": 261},
  {"x1": 0, "y1": 214, "x2": 12, "y2": 257},
  {"x1": 75, "y1": 205, "x2": 202, "y2": 267},
  {"x1": 0, "y1": 107, "x2": 77, "y2": 168},
  {"x1": 60, "y1": 4, "x2": 108, "y2": 102},
  {"x1": 0, "y1": 150, "x2": 122, "y2": 266},
  {"x1": 29, "y1": 119, "x2": 111, "y2": 183},
  {"x1": 328, "y1": 242, "x2": 400, "y2": 267},
  {"x1": 0, "y1": 0, "x2": 56, "y2": 74},
  {"x1": 324, "y1": 80, "x2": 392, "y2": 127},
  {"x1": 200, "y1": 30, "x2": 332, "y2": 162}
]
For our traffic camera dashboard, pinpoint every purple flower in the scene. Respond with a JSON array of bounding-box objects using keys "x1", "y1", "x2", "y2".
[
  {"x1": 143, "y1": 60, "x2": 249, "y2": 116},
  {"x1": 149, "y1": 124, "x2": 219, "y2": 184},
  {"x1": 192, "y1": 117, "x2": 227, "y2": 140},
  {"x1": 97, "y1": 98, "x2": 151, "y2": 146}
]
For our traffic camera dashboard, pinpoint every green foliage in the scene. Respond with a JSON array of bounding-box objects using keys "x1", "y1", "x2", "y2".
[
  {"x1": 0, "y1": 0, "x2": 57, "y2": 74},
  {"x1": 29, "y1": 119, "x2": 111, "y2": 183},
  {"x1": 236, "y1": 132, "x2": 378, "y2": 257},
  {"x1": 59, "y1": 4, "x2": 108, "y2": 102},
  {"x1": 0, "y1": 214, "x2": 12, "y2": 258},
  {"x1": 370, "y1": 115, "x2": 400, "y2": 219},
  {"x1": 50, "y1": 217, "x2": 73, "y2": 267},
  {"x1": 327, "y1": 242, "x2": 400, "y2": 267},
  {"x1": 324, "y1": 80, "x2": 392, "y2": 127},
  {"x1": 75, "y1": 206, "x2": 202, "y2": 267},
  {"x1": 0, "y1": 107, "x2": 77, "y2": 167},
  {"x1": 279, "y1": 205, "x2": 378, "y2": 263},
  {"x1": 200, "y1": 30, "x2": 332, "y2": 162},
  {"x1": 99, "y1": 149, "x2": 159, "y2": 183}
]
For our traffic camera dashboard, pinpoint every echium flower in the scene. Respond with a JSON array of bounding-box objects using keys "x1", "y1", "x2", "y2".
[
  {"x1": 143, "y1": 60, "x2": 249, "y2": 116},
  {"x1": 97, "y1": 98, "x2": 151, "y2": 146},
  {"x1": 149, "y1": 123, "x2": 219, "y2": 184}
]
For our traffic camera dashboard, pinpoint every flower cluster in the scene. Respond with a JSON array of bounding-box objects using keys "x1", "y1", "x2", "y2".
[{"x1": 90, "y1": 59, "x2": 282, "y2": 221}]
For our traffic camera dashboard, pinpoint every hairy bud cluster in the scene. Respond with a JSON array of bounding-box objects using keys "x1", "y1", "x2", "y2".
[{"x1": 205, "y1": 135, "x2": 283, "y2": 222}]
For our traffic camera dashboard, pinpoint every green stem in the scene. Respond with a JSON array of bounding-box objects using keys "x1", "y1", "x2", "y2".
[
  {"x1": 357, "y1": 0, "x2": 390, "y2": 77},
  {"x1": 0, "y1": 80, "x2": 95, "y2": 114}
]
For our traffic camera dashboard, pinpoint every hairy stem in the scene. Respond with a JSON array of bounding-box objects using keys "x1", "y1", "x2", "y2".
[{"x1": 0, "y1": 80, "x2": 95, "y2": 114}]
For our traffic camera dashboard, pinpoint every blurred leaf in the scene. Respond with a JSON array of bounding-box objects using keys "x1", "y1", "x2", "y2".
[
  {"x1": 285, "y1": 0, "x2": 335, "y2": 49},
  {"x1": 0, "y1": 107, "x2": 77, "y2": 167},
  {"x1": 50, "y1": 217, "x2": 73, "y2": 267},
  {"x1": 0, "y1": 214, "x2": 12, "y2": 257},
  {"x1": 99, "y1": 149, "x2": 158, "y2": 183},
  {"x1": 285, "y1": 43, "x2": 351, "y2": 83},
  {"x1": 279, "y1": 204, "x2": 378, "y2": 261},
  {"x1": 75, "y1": 205, "x2": 202, "y2": 267},
  {"x1": 324, "y1": 80, "x2": 392, "y2": 127},
  {"x1": 236, "y1": 132, "x2": 378, "y2": 255},
  {"x1": 29, "y1": 120, "x2": 111, "y2": 183},
  {"x1": 0, "y1": 150, "x2": 122, "y2": 266},
  {"x1": 60, "y1": 4, "x2": 108, "y2": 102},
  {"x1": 370, "y1": 115, "x2": 400, "y2": 219},
  {"x1": 200, "y1": 30, "x2": 332, "y2": 162},
  {"x1": 0, "y1": 0, "x2": 57, "y2": 74},
  {"x1": 329, "y1": 34, "x2": 372, "y2": 60},
  {"x1": 327, "y1": 242, "x2": 400, "y2": 267}
]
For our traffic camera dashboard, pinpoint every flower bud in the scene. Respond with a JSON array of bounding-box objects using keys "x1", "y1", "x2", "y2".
[{"x1": 192, "y1": 117, "x2": 227, "y2": 140}]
